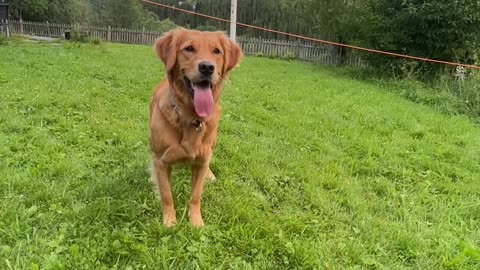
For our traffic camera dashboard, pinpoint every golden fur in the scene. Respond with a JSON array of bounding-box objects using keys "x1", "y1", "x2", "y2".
[{"x1": 149, "y1": 29, "x2": 242, "y2": 227}]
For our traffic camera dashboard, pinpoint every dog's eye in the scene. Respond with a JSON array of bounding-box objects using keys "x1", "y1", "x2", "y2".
[
  {"x1": 213, "y1": 48, "x2": 221, "y2": 54},
  {"x1": 184, "y1": 46, "x2": 195, "y2": 52}
]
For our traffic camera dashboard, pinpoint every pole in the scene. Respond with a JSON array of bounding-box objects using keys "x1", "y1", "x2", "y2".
[{"x1": 230, "y1": 0, "x2": 237, "y2": 42}]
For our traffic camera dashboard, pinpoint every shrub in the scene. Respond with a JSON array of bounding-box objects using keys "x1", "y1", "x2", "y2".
[
  {"x1": 147, "y1": 18, "x2": 178, "y2": 33},
  {"x1": 284, "y1": 52, "x2": 295, "y2": 61},
  {"x1": 437, "y1": 72, "x2": 480, "y2": 118},
  {"x1": 195, "y1": 25, "x2": 220, "y2": 32},
  {"x1": 70, "y1": 29, "x2": 89, "y2": 43},
  {"x1": 268, "y1": 53, "x2": 278, "y2": 59},
  {"x1": 90, "y1": 38, "x2": 102, "y2": 46}
]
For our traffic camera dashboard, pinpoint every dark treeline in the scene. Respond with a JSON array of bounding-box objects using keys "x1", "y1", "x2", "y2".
[
  {"x1": 8, "y1": 0, "x2": 480, "y2": 72},
  {"x1": 143, "y1": 0, "x2": 318, "y2": 40},
  {"x1": 8, "y1": 0, "x2": 176, "y2": 30},
  {"x1": 148, "y1": 0, "x2": 480, "y2": 71}
]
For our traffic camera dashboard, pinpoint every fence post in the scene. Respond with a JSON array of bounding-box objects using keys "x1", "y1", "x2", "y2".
[
  {"x1": 20, "y1": 18, "x2": 24, "y2": 34},
  {"x1": 295, "y1": 40, "x2": 300, "y2": 59},
  {"x1": 141, "y1": 27, "x2": 145, "y2": 44},
  {"x1": 46, "y1": 21, "x2": 51, "y2": 36},
  {"x1": 107, "y1": 25, "x2": 111, "y2": 42}
]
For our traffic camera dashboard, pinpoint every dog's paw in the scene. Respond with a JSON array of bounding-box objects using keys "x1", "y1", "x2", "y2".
[
  {"x1": 189, "y1": 208, "x2": 204, "y2": 228},
  {"x1": 162, "y1": 210, "x2": 177, "y2": 227},
  {"x1": 189, "y1": 214, "x2": 204, "y2": 228}
]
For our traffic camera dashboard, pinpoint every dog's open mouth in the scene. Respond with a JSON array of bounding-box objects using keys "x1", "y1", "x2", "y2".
[{"x1": 183, "y1": 77, "x2": 214, "y2": 119}]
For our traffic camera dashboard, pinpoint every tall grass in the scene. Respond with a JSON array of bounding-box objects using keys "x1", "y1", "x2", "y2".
[
  {"x1": 0, "y1": 34, "x2": 8, "y2": 45},
  {"x1": 341, "y1": 60, "x2": 480, "y2": 122}
]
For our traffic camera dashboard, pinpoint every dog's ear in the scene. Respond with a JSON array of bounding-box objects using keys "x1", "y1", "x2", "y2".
[
  {"x1": 154, "y1": 30, "x2": 178, "y2": 72},
  {"x1": 221, "y1": 35, "x2": 243, "y2": 74}
]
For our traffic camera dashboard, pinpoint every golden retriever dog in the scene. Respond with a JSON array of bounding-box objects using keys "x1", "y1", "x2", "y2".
[{"x1": 149, "y1": 29, "x2": 242, "y2": 227}]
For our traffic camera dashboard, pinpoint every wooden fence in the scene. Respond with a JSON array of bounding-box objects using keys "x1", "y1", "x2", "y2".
[
  {"x1": 8, "y1": 20, "x2": 161, "y2": 45},
  {"x1": 7, "y1": 20, "x2": 365, "y2": 67},
  {"x1": 236, "y1": 36, "x2": 365, "y2": 66},
  {"x1": 0, "y1": 24, "x2": 9, "y2": 37}
]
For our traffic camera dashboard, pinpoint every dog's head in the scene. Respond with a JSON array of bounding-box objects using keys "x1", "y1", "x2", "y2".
[{"x1": 154, "y1": 29, "x2": 243, "y2": 119}]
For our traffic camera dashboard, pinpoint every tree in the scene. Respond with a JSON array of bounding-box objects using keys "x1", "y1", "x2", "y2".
[
  {"x1": 353, "y1": 0, "x2": 480, "y2": 72},
  {"x1": 9, "y1": 0, "x2": 93, "y2": 24},
  {"x1": 9, "y1": 0, "x2": 48, "y2": 21},
  {"x1": 48, "y1": 0, "x2": 93, "y2": 24}
]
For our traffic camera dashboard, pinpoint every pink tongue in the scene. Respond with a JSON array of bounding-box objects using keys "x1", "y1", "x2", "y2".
[{"x1": 193, "y1": 84, "x2": 214, "y2": 119}]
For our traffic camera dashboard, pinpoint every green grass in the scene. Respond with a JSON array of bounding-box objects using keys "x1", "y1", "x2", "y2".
[{"x1": 1, "y1": 40, "x2": 480, "y2": 269}]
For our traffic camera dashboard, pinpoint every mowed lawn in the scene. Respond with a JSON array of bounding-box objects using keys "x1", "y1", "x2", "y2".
[{"x1": 1, "y1": 40, "x2": 479, "y2": 270}]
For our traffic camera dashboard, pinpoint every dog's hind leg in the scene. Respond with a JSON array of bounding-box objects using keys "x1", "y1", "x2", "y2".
[{"x1": 151, "y1": 156, "x2": 176, "y2": 227}]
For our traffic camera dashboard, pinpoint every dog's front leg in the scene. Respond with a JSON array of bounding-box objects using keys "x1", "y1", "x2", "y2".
[
  {"x1": 152, "y1": 156, "x2": 176, "y2": 227},
  {"x1": 189, "y1": 164, "x2": 210, "y2": 227},
  {"x1": 161, "y1": 145, "x2": 188, "y2": 164}
]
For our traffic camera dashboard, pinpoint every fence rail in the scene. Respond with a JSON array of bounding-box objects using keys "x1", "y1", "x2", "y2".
[{"x1": 7, "y1": 20, "x2": 365, "y2": 67}]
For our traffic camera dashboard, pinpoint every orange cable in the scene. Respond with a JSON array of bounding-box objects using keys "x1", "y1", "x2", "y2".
[{"x1": 141, "y1": 0, "x2": 480, "y2": 70}]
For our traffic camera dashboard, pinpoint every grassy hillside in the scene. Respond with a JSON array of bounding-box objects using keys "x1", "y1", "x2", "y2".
[{"x1": 0, "y1": 40, "x2": 479, "y2": 269}]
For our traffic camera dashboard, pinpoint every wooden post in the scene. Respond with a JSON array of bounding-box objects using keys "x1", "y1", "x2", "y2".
[
  {"x1": 295, "y1": 40, "x2": 300, "y2": 59},
  {"x1": 230, "y1": 0, "x2": 237, "y2": 42},
  {"x1": 107, "y1": 25, "x2": 111, "y2": 42},
  {"x1": 46, "y1": 21, "x2": 50, "y2": 36},
  {"x1": 141, "y1": 27, "x2": 145, "y2": 44},
  {"x1": 6, "y1": 20, "x2": 10, "y2": 37},
  {"x1": 19, "y1": 18, "x2": 23, "y2": 34}
]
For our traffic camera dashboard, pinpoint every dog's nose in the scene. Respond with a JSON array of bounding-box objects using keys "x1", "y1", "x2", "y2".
[{"x1": 198, "y1": 61, "x2": 215, "y2": 76}]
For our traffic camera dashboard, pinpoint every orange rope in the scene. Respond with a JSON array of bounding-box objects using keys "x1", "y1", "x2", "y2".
[{"x1": 141, "y1": 0, "x2": 480, "y2": 70}]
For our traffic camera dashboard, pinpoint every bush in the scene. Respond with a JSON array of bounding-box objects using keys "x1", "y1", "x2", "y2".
[
  {"x1": 70, "y1": 27, "x2": 90, "y2": 43},
  {"x1": 353, "y1": 0, "x2": 480, "y2": 75},
  {"x1": 195, "y1": 25, "x2": 220, "y2": 32},
  {"x1": 268, "y1": 53, "x2": 278, "y2": 59},
  {"x1": 90, "y1": 38, "x2": 102, "y2": 46},
  {"x1": 284, "y1": 52, "x2": 295, "y2": 61},
  {"x1": 147, "y1": 18, "x2": 178, "y2": 33}
]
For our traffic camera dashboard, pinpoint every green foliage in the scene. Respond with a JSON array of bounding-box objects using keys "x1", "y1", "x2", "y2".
[
  {"x1": 284, "y1": 52, "x2": 295, "y2": 61},
  {"x1": 70, "y1": 25, "x2": 89, "y2": 43},
  {"x1": 1, "y1": 41, "x2": 480, "y2": 269},
  {"x1": 195, "y1": 25, "x2": 220, "y2": 32},
  {"x1": 268, "y1": 52, "x2": 278, "y2": 59},
  {"x1": 147, "y1": 0, "x2": 480, "y2": 75},
  {"x1": 149, "y1": 18, "x2": 178, "y2": 34},
  {"x1": 8, "y1": 1, "x2": 479, "y2": 77},
  {"x1": 9, "y1": 0, "x2": 174, "y2": 30},
  {"x1": 87, "y1": 0, "x2": 175, "y2": 30},
  {"x1": 437, "y1": 72, "x2": 480, "y2": 118},
  {"x1": 56, "y1": 0, "x2": 94, "y2": 24},
  {"x1": 351, "y1": 0, "x2": 480, "y2": 74},
  {"x1": 9, "y1": 0, "x2": 49, "y2": 20},
  {"x1": 9, "y1": 0, "x2": 93, "y2": 24},
  {"x1": 356, "y1": 68, "x2": 480, "y2": 120},
  {"x1": 90, "y1": 38, "x2": 102, "y2": 46},
  {"x1": 92, "y1": 0, "x2": 147, "y2": 28}
]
